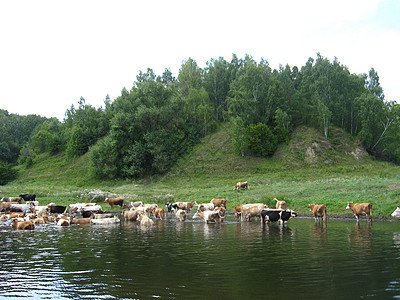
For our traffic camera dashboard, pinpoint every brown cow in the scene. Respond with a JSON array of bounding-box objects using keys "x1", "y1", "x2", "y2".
[
  {"x1": 12, "y1": 219, "x2": 35, "y2": 230},
  {"x1": 233, "y1": 181, "x2": 249, "y2": 190},
  {"x1": 193, "y1": 210, "x2": 222, "y2": 224},
  {"x1": 0, "y1": 202, "x2": 20, "y2": 211},
  {"x1": 308, "y1": 204, "x2": 327, "y2": 222},
  {"x1": 241, "y1": 203, "x2": 268, "y2": 222},
  {"x1": 175, "y1": 209, "x2": 187, "y2": 221},
  {"x1": 9, "y1": 212, "x2": 26, "y2": 219},
  {"x1": 154, "y1": 208, "x2": 165, "y2": 220},
  {"x1": 1, "y1": 197, "x2": 23, "y2": 203},
  {"x1": 138, "y1": 213, "x2": 154, "y2": 226},
  {"x1": 213, "y1": 207, "x2": 226, "y2": 221},
  {"x1": 274, "y1": 198, "x2": 287, "y2": 210},
  {"x1": 104, "y1": 198, "x2": 124, "y2": 208},
  {"x1": 171, "y1": 202, "x2": 196, "y2": 212},
  {"x1": 122, "y1": 210, "x2": 139, "y2": 221},
  {"x1": 71, "y1": 218, "x2": 91, "y2": 224},
  {"x1": 346, "y1": 202, "x2": 372, "y2": 222},
  {"x1": 234, "y1": 205, "x2": 242, "y2": 219},
  {"x1": 210, "y1": 198, "x2": 227, "y2": 208}
]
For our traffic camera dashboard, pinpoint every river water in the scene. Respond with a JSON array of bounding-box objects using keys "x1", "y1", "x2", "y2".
[{"x1": 1, "y1": 216, "x2": 400, "y2": 299}]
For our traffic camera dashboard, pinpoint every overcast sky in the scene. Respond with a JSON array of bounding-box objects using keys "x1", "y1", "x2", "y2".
[{"x1": 1, "y1": 0, "x2": 399, "y2": 121}]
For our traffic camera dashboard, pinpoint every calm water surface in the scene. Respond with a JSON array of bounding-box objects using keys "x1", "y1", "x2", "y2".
[{"x1": 1, "y1": 216, "x2": 400, "y2": 299}]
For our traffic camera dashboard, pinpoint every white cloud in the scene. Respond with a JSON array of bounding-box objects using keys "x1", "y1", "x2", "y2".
[{"x1": 0, "y1": 0, "x2": 398, "y2": 120}]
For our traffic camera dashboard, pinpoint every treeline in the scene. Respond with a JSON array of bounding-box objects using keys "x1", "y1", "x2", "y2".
[{"x1": 1, "y1": 53, "x2": 399, "y2": 182}]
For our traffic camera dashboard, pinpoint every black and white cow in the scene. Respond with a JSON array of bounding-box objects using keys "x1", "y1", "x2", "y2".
[
  {"x1": 166, "y1": 202, "x2": 178, "y2": 213},
  {"x1": 261, "y1": 209, "x2": 297, "y2": 225}
]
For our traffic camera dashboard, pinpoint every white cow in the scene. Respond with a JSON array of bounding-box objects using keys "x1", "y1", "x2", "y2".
[{"x1": 392, "y1": 207, "x2": 400, "y2": 218}]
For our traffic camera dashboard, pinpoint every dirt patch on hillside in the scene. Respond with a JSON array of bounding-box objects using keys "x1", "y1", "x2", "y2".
[{"x1": 388, "y1": 184, "x2": 400, "y2": 189}]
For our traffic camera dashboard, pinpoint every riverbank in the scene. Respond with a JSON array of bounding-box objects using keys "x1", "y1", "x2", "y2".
[{"x1": 2, "y1": 125, "x2": 400, "y2": 219}]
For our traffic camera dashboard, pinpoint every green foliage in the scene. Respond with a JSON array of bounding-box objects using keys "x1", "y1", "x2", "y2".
[
  {"x1": 248, "y1": 123, "x2": 278, "y2": 157},
  {"x1": 66, "y1": 126, "x2": 88, "y2": 159},
  {"x1": 0, "y1": 162, "x2": 18, "y2": 185},
  {"x1": 0, "y1": 109, "x2": 47, "y2": 164},
  {"x1": 230, "y1": 117, "x2": 249, "y2": 156},
  {"x1": 1, "y1": 52, "x2": 399, "y2": 180},
  {"x1": 89, "y1": 136, "x2": 119, "y2": 179}
]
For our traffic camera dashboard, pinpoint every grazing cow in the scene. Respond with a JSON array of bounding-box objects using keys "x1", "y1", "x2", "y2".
[
  {"x1": 122, "y1": 210, "x2": 139, "y2": 221},
  {"x1": 275, "y1": 198, "x2": 287, "y2": 210},
  {"x1": 166, "y1": 202, "x2": 196, "y2": 213},
  {"x1": 346, "y1": 202, "x2": 372, "y2": 222},
  {"x1": 175, "y1": 209, "x2": 187, "y2": 222},
  {"x1": 193, "y1": 210, "x2": 222, "y2": 224},
  {"x1": 104, "y1": 198, "x2": 124, "y2": 208},
  {"x1": 392, "y1": 207, "x2": 400, "y2": 218},
  {"x1": 90, "y1": 216, "x2": 120, "y2": 224},
  {"x1": 261, "y1": 209, "x2": 297, "y2": 225},
  {"x1": 197, "y1": 203, "x2": 215, "y2": 211},
  {"x1": 233, "y1": 181, "x2": 249, "y2": 190},
  {"x1": 241, "y1": 203, "x2": 268, "y2": 222},
  {"x1": 153, "y1": 208, "x2": 165, "y2": 220},
  {"x1": 19, "y1": 194, "x2": 36, "y2": 202},
  {"x1": 308, "y1": 204, "x2": 327, "y2": 222},
  {"x1": 210, "y1": 198, "x2": 227, "y2": 208},
  {"x1": 122, "y1": 201, "x2": 143, "y2": 209},
  {"x1": 12, "y1": 219, "x2": 35, "y2": 230}
]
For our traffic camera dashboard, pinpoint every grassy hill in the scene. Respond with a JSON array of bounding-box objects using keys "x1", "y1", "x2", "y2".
[{"x1": 3, "y1": 124, "x2": 400, "y2": 218}]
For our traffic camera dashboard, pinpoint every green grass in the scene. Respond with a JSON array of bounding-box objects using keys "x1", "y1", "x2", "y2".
[{"x1": 2, "y1": 124, "x2": 400, "y2": 218}]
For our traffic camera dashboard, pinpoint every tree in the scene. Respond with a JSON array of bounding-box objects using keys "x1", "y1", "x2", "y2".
[
  {"x1": 230, "y1": 117, "x2": 249, "y2": 156},
  {"x1": 0, "y1": 162, "x2": 17, "y2": 185},
  {"x1": 178, "y1": 58, "x2": 203, "y2": 96},
  {"x1": 365, "y1": 68, "x2": 384, "y2": 100}
]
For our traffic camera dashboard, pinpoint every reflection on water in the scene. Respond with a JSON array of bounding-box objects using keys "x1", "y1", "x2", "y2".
[{"x1": 0, "y1": 216, "x2": 400, "y2": 299}]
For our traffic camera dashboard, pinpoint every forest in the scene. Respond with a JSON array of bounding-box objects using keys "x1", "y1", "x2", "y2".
[{"x1": 0, "y1": 53, "x2": 399, "y2": 184}]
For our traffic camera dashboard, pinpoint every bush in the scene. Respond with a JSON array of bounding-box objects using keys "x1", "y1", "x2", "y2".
[{"x1": 248, "y1": 123, "x2": 278, "y2": 157}]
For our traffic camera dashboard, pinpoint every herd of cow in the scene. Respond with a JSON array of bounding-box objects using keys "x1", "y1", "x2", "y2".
[{"x1": 1, "y1": 181, "x2": 399, "y2": 230}]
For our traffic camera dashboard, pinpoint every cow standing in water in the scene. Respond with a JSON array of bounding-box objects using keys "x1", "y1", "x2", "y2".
[
  {"x1": 308, "y1": 204, "x2": 327, "y2": 223},
  {"x1": 346, "y1": 203, "x2": 372, "y2": 223}
]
